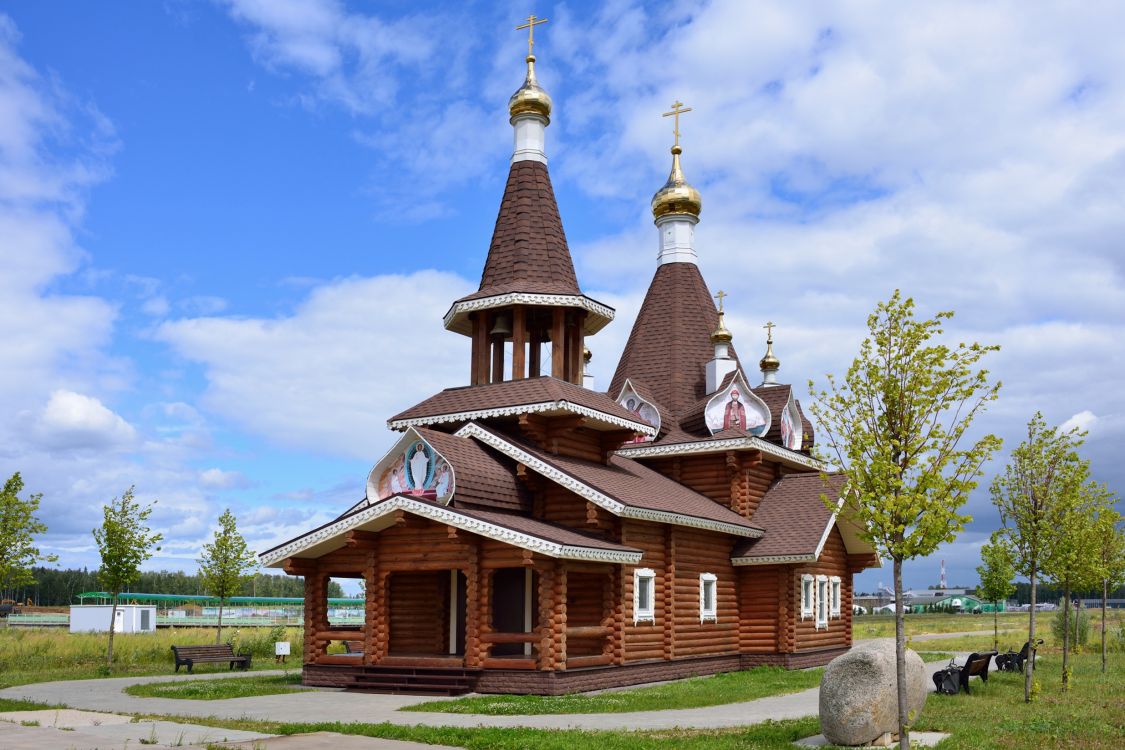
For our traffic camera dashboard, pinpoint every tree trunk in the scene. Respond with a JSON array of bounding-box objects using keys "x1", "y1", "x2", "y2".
[
  {"x1": 993, "y1": 603, "x2": 999, "y2": 652},
  {"x1": 894, "y1": 557, "x2": 909, "y2": 750},
  {"x1": 1025, "y1": 567, "x2": 1036, "y2": 703},
  {"x1": 1061, "y1": 582, "x2": 1070, "y2": 691},
  {"x1": 216, "y1": 596, "x2": 224, "y2": 645},
  {"x1": 107, "y1": 592, "x2": 118, "y2": 668},
  {"x1": 1102, "y1": 579, "x2": 1108, "y2": 674}
]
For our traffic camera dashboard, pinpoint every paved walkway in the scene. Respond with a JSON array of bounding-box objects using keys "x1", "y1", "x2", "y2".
[{"x1": 0, "y1": 644, "x2": 979, "y2": 732}]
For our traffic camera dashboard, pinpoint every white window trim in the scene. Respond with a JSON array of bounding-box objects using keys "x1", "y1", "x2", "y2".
[
  {"x1": 699, "y1": 573, "x2": 718, "y2": 622},
  {"x1": 816, "y1": 575, "x2": 830, "y2": 629},
  {"x1": 800, "y1": 574, "x2": 815, "y2": 620},
  {"x1": 633, "y1": 568, "x2": 656, "y2": 624},
  {"x1": 829, "y1": 576, "x2": 842, "y2": 618}
]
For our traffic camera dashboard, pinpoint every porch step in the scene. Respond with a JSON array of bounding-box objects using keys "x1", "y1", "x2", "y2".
[{"x1": 345, "y1": 665, "x2": 481, "y2": 695}]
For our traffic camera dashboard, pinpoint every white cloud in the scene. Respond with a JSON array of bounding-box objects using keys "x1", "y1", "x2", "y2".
[
  {"x1": 31, "y1": 390, "x2": 136, "y2": 450},
  {"x1": 198, "y1": 467, "x2": 251, "y2": 490},
  {"x1": 1060, "y1": 410, "x2": 1099, "y2": 435},
  {"x1": 158, "y1": 270, "x2": 474, "y2": 459}
]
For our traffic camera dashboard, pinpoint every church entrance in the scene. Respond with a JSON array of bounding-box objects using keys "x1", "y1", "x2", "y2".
[
  {"x1": 387, "y1": 570, "x2": 466, "y2": 657},
  {"x1": 490, "y1": 567, "x2": 537, "y2": 657}
]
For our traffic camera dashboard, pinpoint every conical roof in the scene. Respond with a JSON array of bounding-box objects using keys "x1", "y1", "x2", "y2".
[{"x1": 609, "y1": 263, "x2": 741, "y2": 418}]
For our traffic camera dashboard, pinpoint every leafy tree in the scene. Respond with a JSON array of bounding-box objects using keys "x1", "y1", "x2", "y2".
[
  {"x1": 0, "y1": 473, "x2": 57, "y2": 612},
  {"x1": 93, "y1": 487, "x2": 162, "y2": 667},
  {"x1": 199, "y1": 509, "x2": 258, "y2": 643},
  {"x1": 809, "y1": 291, "x2": 1001, "y2": 750},
  {"x1": 992, "y1": 413, "x2": 1087, "y2": 701},
  {"x1": 1092, "y1": 503, "x2": 1125, "y2": 673},
  {"x1": 977, "y1": 533, "x2": 1016, "y2": 651}
]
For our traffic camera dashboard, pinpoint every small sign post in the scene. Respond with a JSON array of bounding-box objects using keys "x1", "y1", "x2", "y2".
[{"x1": 275, "y1": 641, "x2": 290, "y2": 663}]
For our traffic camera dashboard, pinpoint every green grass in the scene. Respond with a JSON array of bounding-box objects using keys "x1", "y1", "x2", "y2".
[
  {"x1": 405, "y1": 666, "x2": 823, "y2": 715},
  {"x1": 0, "y1": 697, "x2": 59, "y2": 712},
  {"x1": 124, "y1": 672, "x2": 308, "y2": 700},
  {"x1": 0, "y1": 626, "x2": 301, "y2": 688}
]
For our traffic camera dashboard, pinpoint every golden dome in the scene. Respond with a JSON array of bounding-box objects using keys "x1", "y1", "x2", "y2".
[
  {"x1": 651, "y1": 146, "x2": 702, "y2": 220},
  {"x1": 760, "y1": 332, "x2": 780, "y2": 372},
  {"x1": 509, "y1": 55, "x2": 552, "y2": 122},
  {"x1": 711, "y1": 311, "x2": 733, "y2": 345}
]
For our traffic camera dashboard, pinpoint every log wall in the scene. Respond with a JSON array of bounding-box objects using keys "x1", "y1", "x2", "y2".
[
  {"x1": 792, "y1": 527, "x2": 852, "y2": 651},
  {"x1": 737, "y1": 564, "x2": 781, "y2": 653},
  {"x1": 388, "y1": 571, "x2": 447, "y2": 654},
  {"x1": 646, "y1": 454, "x2": 778, "y2": 520}
]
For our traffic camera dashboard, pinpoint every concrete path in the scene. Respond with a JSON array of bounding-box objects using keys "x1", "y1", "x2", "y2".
[
  {"x1": 0, "y1": 708, "x2": 270, "y2": 750},
  {"x1": 0, "y1": 651, "x2": 976, "y2": 732}
]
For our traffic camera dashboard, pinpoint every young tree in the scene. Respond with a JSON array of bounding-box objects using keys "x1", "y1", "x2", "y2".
[
  {"x1": 992, "y1": 413, "x2": 1086, "y2": 701},
  {"x1": 199, "y1": 509, "x2": 258, "y2": 644},
  {"x1": 93, "y1": 487, "x2": 162, "y2": 667},
  {"x1": 1092, "y1": 502, "x2": 1124, "y2": 673},
  {"x1": 977, "y1": 533, "x2": 1016, "y2": 652},
  {"x1": 0, "y1": 473, "x2": 57, "y2": 613},
  {"x1": 809, "y1": 291, "x2": 1002, "y2": 750}
]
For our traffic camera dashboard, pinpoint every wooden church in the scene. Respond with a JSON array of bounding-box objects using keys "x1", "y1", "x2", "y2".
[{"x1": 260, "y1": 23, "x2": 878, "y2": 695}]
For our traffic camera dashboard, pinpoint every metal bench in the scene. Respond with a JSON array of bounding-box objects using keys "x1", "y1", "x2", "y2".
[
  {"x1": 996, "y1": 639, "x2": 1042, "y2": 673},
  {"x1": 171, "y1": 644, "x2": 251, "y2": 673},
  {"x1": 932, "y1": 651, "x2": 997, "y2": 695}
]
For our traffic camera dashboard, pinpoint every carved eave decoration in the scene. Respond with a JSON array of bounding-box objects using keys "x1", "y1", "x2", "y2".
[
  {"x1": 389, "y1": 400, "x2": 657, "y2": 436},
  {"x1": 455, "y1": 422, "x2": 762, "y2": 538},
  {"x1": 617, "y1": 434, "x2": 824, "y2": 472},
  {"x1": 443, "y1": 292, "x2": 615, "y2": 336},
  {"x1": 259, "y1": 494, "x2": 644, "y2": 568}
]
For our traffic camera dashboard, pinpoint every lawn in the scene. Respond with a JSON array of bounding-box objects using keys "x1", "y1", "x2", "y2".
[
  {"x1": 148, "y1": 653, "x2": 1125, "y2": 749},
  {"x1": 0, "y1": 626, "x2": 302, "y2": 688},
  {"x1": 125, "y1": 671, "x2": 308, "y2": 700}
]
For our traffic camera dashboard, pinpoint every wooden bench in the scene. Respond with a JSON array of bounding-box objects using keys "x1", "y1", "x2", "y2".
[
  {"x1": 957, "y1": 650, "x2": 996, "y2": 694},
  {"x1": 343, "y1": 640, "x2": 364, "y2": 654},
  {"x1": 171, "y1": 644, "x2": 251, "y2": 673}
]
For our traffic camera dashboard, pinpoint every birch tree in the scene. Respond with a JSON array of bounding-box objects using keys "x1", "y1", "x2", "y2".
[
  {"x1": 991, "y1": 413, "x2": 1086, "y2": 701},
  {"x1": 809, "y1": 291, "x2": 1002, "y2": 750},
  {"x1": 977, "y1": 533, "x2": 1016, "y2": 652},
  {"x1": 93, "y1": 487, "x2": 162, "y2": 667},
  {"x1": 199, "y1": 509, "x2": 258, "y2": 644}
]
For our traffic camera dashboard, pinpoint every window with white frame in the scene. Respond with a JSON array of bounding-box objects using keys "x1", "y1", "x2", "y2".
[
  {"x1": 634, "y1": 568, "x2": 656, "y2": 624},
  {"x1": 699, "y1": 573, "x2": 718, "y2": 622},
  {"x1": 800, "y1": 574, "x2": 815, "y2": 619},
  {"x1": 816, "y1": 575, "x2": 829, "y2": 629},
  {"x1": 829, "y1": 576, "x2": 842, "y2": 618}
]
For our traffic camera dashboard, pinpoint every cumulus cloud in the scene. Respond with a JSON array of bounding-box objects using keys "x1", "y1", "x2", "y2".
[
  {"x1": 31, "y1": 390, "x2": 136, "y2": 450},
  {"x1": 198, "y1": 467, "x2": 252, "y2": 490},
  {"x1": 1060, "y1": 410, "x2": 1099, "y2": 435}
]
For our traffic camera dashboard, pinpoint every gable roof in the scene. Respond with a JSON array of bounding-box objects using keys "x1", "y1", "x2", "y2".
[
  {"x1": 418, "y1": 428, "x2": 528, "y2": 512},
  {"x1": 609, "y1": 263, "x2": 740, "y2": 419},
  {"x1": 389, "y1": 376, "x2": 655, "y2": 435},
  {"x1": 456, "y1": 421, "x2": 762, "y2": 537}
]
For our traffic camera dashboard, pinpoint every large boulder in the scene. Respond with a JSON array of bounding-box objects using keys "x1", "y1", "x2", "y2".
[{"x1": 819, "y1": 640, "x2": 927, "y2": 746}]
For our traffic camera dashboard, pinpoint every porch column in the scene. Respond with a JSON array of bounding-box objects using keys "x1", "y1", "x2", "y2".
[
  {"x1": 303, "y1": 571, "x2": 329, "y2": 663},
  {"x1": 464, "y1": 542, "x2": 482, "y2": 668},
  {"x1": 363, "y1": 548, "x2": 380, "y2": 665},
  {"x1": 537, "y1": 561, "x2": 567, "y2": 670}
]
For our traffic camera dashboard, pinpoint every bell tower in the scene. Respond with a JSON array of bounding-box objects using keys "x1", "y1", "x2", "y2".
[{"x1": 442, "y1": 15, "x2": 613, "y2": 387}]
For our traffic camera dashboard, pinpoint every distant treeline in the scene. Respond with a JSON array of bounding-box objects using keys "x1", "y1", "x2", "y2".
[
  {"x1": 1011, "y1": 581, "x2": 1123, "y2": 605},
  {"x1": 4, "y1": 567, "x2": 347, "y2": 606}
]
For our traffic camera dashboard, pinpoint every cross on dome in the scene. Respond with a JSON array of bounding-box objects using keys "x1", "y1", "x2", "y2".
[
  {"x1": 663, "y1": 100, "x2": 692, "y2": 149},
  {"x1": 516, "y1": 14, "x2": 548, "y2": 56}
]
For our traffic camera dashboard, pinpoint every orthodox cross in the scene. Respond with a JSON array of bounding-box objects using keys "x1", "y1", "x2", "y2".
[
  {"x1": 763, "y1": 320, "x2": 776, "y2": 342},
  {"x1": 516, "y1": 14, "x2": 548, "y2": 56},
  {"x1": 714, "y1": 290, "x2": 727, "y2": 313},
  {"x1": 663, "y1": 100, "x2": 692, "y2": 148}
]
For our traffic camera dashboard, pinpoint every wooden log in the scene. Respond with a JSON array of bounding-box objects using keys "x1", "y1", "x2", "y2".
[
  {"x1": 483, "y1": 657, "x2": 538, "y2": 670},
  {"x1": 481, "y1": 632, "x2": 539, "y2": 644},
  {"x1": 567, "y1": 653, "x2": 613, "y2": 668},
  {"x1": 565, "y1": 625, "x2": 611, "y2": 639}
]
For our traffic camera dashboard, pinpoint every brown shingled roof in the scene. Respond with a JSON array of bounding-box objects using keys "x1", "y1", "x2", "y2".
[
  {"x1": 751, "y1": 384, "x2": 791, "y2": 444},
  {"x1": 465, "y1": 423, "x2": 761, "y2": 535},
  {"x1": 389, "y1": 376, "x2": 652, "y2": 432},
  {"x1": 731, "y1": 472, "x2": 845, "y2": 560},
  {"x1": 609, "y1": 263, "x2": 741, "y2": 419},
  {"x1": 458, "y1": 507, "x2": 641, "y2": 554},
  {"x1": 416, "y1": 428, "x2": 529, "y2": 513},
  {"x1": 457, "y1": 160, "x2": 581, "y2": 302}
]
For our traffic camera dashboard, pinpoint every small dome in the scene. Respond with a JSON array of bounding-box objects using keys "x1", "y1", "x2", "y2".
[
  {"x1": 651, "y1": 146, "x2": 702, "y2": 220},
  {"x1": 509, "y1": 55, "x2": 552, "y2": 121},
  {"x1": 760, "y1": 339, "x2": 780, "y2": 372},
  {"x1": 711, "y1": 311, "x2": 733, "y2": 345}
]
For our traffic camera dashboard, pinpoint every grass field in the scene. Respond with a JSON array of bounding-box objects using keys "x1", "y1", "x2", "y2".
[
  {"x1": 0, "y1": 626, "x2": 302, "y2": 688},
  {"x1": 125, "y1": 671, "x2": 307, "y2": 700}
]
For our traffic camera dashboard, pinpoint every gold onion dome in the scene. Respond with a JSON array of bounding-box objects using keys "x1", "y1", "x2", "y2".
[
  {"x1": 651, "y1": 146, "x2": 702, "y2": 220},
  {"x1": 509, "y1": 55, "x2": 552, "y2": 121},
  {"x1": 711, "y1": 311, "x2": 733, "y2": 345},
  {"x1": 760, "y1": 330, "x2": 780, "y2": 372}
]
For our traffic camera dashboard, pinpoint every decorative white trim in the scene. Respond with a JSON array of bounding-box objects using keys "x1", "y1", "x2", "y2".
[
  {"x1": 633, "y1": 567, "x2": 656, "y2": 624},
  {"x1": 391, "y1": 400, "x2": 655, "y2": 436},
  {"x1": 616, "y1": 434, "x2": 824, "y2": 471},
  {"x1": 800, "y1": 573, "x2": 815, "y2": 620},
  {"x1": 258, "y1": 494, "x2": 643, "y2": 567},
  {"x1": 455, "y1": 422, "x2": 762, "y2": 538},
  {"x1": 444, "y1": 292, "x2": 615, "y2": 335},
  {"x1": 816, "y1": 574, "x2": 830, "y2": 629},
  {"x1": 699, "y1": 572, "x2": 718, "y2": 622},
  {"x1": 815, "y1": 496, "x2": 847, "y2": 560},
  {"x1": 732, "y1": 553, "x2": 817, "y2": 566},
  {"x1": 829, "y1": 575, "x2": 842, "y2": 618}
]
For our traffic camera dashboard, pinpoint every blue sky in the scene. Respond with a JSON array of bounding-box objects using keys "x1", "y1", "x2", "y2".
[{"x1": 2, "y1": 1, "x2": 1122, "y2": 595}]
